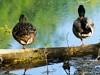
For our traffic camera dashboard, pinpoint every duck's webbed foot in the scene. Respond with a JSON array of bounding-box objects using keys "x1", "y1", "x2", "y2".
[{"x1": 80, "y1": 39, "x2": 90, "y2": 47}]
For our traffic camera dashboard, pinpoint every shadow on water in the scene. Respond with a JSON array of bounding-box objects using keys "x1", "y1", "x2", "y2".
[{"x1": 0, "y1": 0, "x2": 100, "y2": 75}]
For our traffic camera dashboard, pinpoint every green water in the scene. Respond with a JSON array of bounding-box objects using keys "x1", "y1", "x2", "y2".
[
  {"x1": 0, "y1": 0, "x2": 100, "y2": 49},
  {"x1": 0, "y1": 0, "x2": 100, "y2": 75}
]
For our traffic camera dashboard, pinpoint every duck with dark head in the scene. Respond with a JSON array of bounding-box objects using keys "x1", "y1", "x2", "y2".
[
  {"x1": 72, "y1": 5, "x2": 94, "y2": 46},
  {"x1": 12, "y1": 14, "x2": 36, "y2": 49}
]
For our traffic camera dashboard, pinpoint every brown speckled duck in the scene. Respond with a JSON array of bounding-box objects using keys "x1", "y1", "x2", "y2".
[
  {"x1": 73, "y1": 5, "x2": 94, "y2": 46},
  {"x1": 12, "y1": 14, "x2": 36, "y2": 49}
]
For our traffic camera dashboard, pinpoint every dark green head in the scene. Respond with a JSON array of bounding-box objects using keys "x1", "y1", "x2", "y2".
[{"x1": 78, "y1": 5, "x2": 85, "y2": 17}]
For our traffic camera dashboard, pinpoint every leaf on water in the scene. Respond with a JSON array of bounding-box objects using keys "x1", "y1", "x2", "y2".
[
  {"x1": 0, "y1": 25, "x2": 12, "y2": 35},
  {"x1": 44, "y1": 43, "x2": 50, "y2": 48}
]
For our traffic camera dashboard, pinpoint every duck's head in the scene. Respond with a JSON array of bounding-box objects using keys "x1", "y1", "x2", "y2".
[
  {"x1": 78, "y1": 5, "x2": 85, "y2": 17},
  {"x1": 19, "y1": 14, "x2": 26, "y2": 24}
]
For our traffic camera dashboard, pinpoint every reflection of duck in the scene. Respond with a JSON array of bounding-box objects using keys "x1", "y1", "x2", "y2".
[
  {"x1": 73, "y1": 5, "x2": 94, "y2": 46},
  {"x1": 12, "y1": 14, "x2": 36, "y2": 49}
]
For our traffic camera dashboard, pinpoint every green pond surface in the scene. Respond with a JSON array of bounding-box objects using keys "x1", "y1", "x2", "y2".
[{"x1": 0, "y1": 0, "x2": 100, "y2": 75}]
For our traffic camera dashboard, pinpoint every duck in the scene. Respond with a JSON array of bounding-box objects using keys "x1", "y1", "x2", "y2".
[
  {"x1": 72, "y1": 5, "x2": 94, "y2": 46},
  {"x1": 12, "y1": 14, "x2": 36, "y2": 49}
]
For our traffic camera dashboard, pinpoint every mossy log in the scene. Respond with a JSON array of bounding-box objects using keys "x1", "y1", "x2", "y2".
[{"x1": 0, "y1": 43, "x2": 100, "y2": 72}]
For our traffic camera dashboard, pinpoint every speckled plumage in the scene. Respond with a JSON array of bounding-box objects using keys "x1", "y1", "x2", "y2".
[{"x1": 12, "y1": 14, "x2": 36, "y2": 48}]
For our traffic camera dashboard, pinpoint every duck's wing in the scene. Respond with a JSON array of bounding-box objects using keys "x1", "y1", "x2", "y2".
[
  {"x1": 23, "y1": 23, "x2": 36, "y2": 35},
  {"x1": 83, "y1": 18, "x2": 94, "y2": 34},
  {"x1": 79, "y1": 17, "x2": 94, "y2": 38},
  {"x1": 86, "y1": 18, "x2": 94, "y2": 31},
  {"x1": 12, "y1": 23, "x2": 36, "y2": 37},
  {"x1": 73, "y1": 18, "x2": 84, "y2": 39},
  {"x1": 73, "y1": 18, "x2": 84, "y2": 33}
]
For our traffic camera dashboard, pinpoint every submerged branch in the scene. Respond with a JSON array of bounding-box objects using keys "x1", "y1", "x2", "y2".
[{"x1": 0, "y1": 43, "x2": 99, "y2": 72}]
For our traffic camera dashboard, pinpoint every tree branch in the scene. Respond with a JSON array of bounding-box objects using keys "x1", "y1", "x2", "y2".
[{"x1": 0, "y1": 43, "x2": 99, "y2": 72}]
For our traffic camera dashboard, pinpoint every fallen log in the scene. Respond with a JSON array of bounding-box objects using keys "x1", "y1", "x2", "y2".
[{"x1": 0, "y1": 43, "x2": 99, "y2": 72}]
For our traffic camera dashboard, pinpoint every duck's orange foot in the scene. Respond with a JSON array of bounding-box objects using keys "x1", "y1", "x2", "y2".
[{"x1": 81, "y1": 43, "x2": 90, "y2": 47}]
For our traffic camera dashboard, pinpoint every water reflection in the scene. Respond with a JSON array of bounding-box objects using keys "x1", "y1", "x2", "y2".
[{"x1": 10, "y1": 63, "x2": 76, "y2": 75}]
